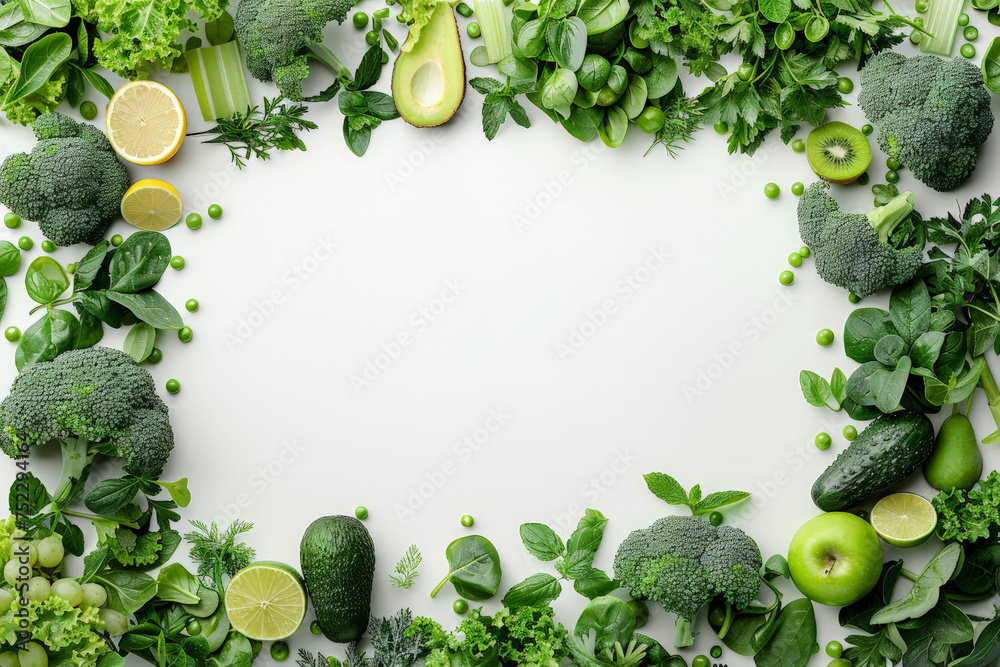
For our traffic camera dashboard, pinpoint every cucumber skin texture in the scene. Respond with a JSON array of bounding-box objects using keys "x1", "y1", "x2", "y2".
[
  {"x1": 811, "y1": 411, "x2": 934, "y2": 511},
  {"x1": 300, "y1": 515, "x2": 375, "y2": 643}
]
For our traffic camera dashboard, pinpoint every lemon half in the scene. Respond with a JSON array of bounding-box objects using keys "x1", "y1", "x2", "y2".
[{"x1": 106, "y1": 81, "x2": 186, "y2": 165}]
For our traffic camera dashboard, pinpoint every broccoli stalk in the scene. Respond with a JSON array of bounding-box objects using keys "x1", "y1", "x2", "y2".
[
  {"x1": 53, "y1": 436, "x2": 90, "y2": 505},
  {"x1": 867, "y1": 191, "x2": 916, "y2": 244},
  {"x1": 675, "y1": 616, "x2": 695, "y2": 648}
]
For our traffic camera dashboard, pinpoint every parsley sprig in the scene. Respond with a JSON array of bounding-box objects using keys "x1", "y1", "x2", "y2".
[{"x1": 183, "y1": 519, "x2": 256, "y2": 594}]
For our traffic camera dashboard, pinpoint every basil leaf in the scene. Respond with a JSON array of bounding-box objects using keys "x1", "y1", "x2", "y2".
[
  {"x1": 3, "y1": 32, "x2": 72, "y2": 105},
  {"x1": 800, "y1": 370, "x2": 839, "y2": 410},
  {"x1": 516, "y1": 19, "x2": 546, "y2": 58},
  {"x1": 572, "y1": 568, "x2": 617, "y2": 599},
  {"x1": 85, "y1": 477, "x2": 141, "y2": 515},
  {"x1": 888, "y1": 279, "x2": 931, "y2": 346},
  {"x1": 566, "y1": 508, "x2": 608, "y2": 560},
  {"x1": 519, "y1": 523, "x2": 565, "y2": 561},
  {"x1": 754, "y1": 598, "x2": 816, "y2": 667},
  {"x1": 15, "y1": 310, "x2": 79, "y2": 370},
  {"x1": 546, "y1": 17, "x2": 587, "y2": 71},
  {"x1": 106, "y1": 290, "x2": 184, "y2": 330},
  {"x1": 108, "y1": 231, "x2": 171, "y2": 293},
  {"x1": 123, "y1": 322, "x2": 156, "y2": 363},
  {"x1": 24, "y1": 256, "x2": 69, "y2": 304},
  {"x1": 430, "y1": 535, "x2": 502, "y2": 600},
  {"x1": 7, "y1": 471, "x2": 49, "y2": 515},
  {"x1": 342, "y1": 117, "x2": 371, "y2": 157},
  {"x1": 845, "y1": 308, "x2": 897, "y2": 362},
  {"x1": 502, "y1": 572, "x2": 562, "y2": 607},
  {"x1": 71, "y1": 62, "x2": 114, "y2": 99},
  {"x1": 870, "y1": 543, "x2": 961, "y2": 624},
  {"x1": 360, "y1": 91, "x2": 399, "y2": 120}
]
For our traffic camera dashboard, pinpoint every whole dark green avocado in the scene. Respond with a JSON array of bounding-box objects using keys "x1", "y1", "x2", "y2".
[
  {"x1": 811, "y1": 411, "x2": 934, "y2": 511},
  {"x1": 299, "y1": 515, "x2": 375, "y2": 642}
]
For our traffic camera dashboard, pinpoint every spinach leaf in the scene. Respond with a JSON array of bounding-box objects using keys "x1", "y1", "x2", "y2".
[
  {"x1": 430, "y1": 535, "x2": 502, "y2": 600},
  {"x1": 3, "y1": 31, "x2": 71, "y2": 105},
  {"x1": 950, "y1": 616, "x2": 1000, "y2": 667},
  {"x1": 764, "y1": 554, "x2": 791, "y2": 580},
  {"x1": 0, "y1": 241, "x2": 20, "y2": 277},
  {"x1": 754, "y1": 598, "x2": 817, "y2": 667},
  {"x1": 800, "y1": 370, "x2": 835, "y2": 410},
  {"x1": 546, "y1": 17, "x2": 587, "y2": 71},
  {"x1": 844, "y1": 308, "x2": 897, "y2": 362},
  {"x1": 156, "y1": 563, "x2": 202, "y2": 605},
  {"x1": 872, "y1": 356, "x2": 910, "y2": 413},
  {"x1": 7, "y1": 471, "x2": 49, "y2": 516},
  {"x1": 502, "y1": 572, "x2": 562, "y2": 608},
  {"x1": 847, "y1": 361, "x2": 888, "y2": 407},
  {"x1": 953, "y1": 545, "x2": 1000, "y2": 594},
  {"x1": 24, "y1": 256, "x2": 69, "y2": 304},
  {"x1": 840, "y1": 561, "x2": 902, "y2": 634},
  {"x1": 107, "y1": 290, "x2": 184, "y2": 329},
  {"x1": 576, "y1": 0, "x2": 628, "y2": 34},
  {"x1": 910, "y1": 331, "x2": 946, "y2": 370},
  {"x1": 889, "y1": 279, "x2": 931, "y2": 346},
  {"x1": 124, "y1": 322, "x2": 156, "y2": 363},
  {"x1": 15, "y1": 309, "x2": 79, "y2": 370},
  {"x1": 643, "y1": 53, "x2": 677, "y2": 98},
  {"x1": 19, "y1": 0, "x2": 71, "y2": 27},
  {"x1": 95, "y1": 569, "x2": 157, "y2": 614},
  {"x1": 985, "y1": 37, "x2": 1000, "y2": 95},
  {"x1": 73, "y1": 241, "x2": 110, "y2": 292},
  {"x1": 108, "y1": 231, "x2": 171, "y2": 293},
  {"x1": 574, "y1": 595, "x2": 635, "y2": 652},
  {"x1": 870, "y1": 543, "x2": 962, "y2": 625},
  {"x1": 874, "y1": 335, "x2": 906, "y2": 366}
]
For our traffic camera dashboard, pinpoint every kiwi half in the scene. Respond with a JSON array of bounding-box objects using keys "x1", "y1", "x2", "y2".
[{"x1": 806, "y1": 121, "x2": 872, "y2": 185}]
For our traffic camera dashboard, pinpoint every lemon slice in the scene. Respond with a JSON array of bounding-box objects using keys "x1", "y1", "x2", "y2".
[
  {"x1": 106, "y1": 81, "x2": 187, "y2": 165},
  {"x1": 120, "y1": 179, "x2": 183, "y2": 230},
  {"x1": 871, "y1": 493, "x2": 937, "y2": 548},
  {"x1": 224, "y1": 561, "x2": 306, "y2": 641}
]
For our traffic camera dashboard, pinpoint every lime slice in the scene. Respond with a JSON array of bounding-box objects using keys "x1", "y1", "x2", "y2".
[
  {"x1": 871, "y1": 493, "x2": 937, "y2": 548},
  {"x1": 224, "y1": 561, "x2": 306, "y2": 641},
  {"x1": 120, "y1": 179, "x2": 183, "y2": 231}
]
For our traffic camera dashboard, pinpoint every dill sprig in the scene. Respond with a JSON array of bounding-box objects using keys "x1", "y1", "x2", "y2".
[
  {"x1": 190, "y1": 97, "x2": 318, "y2": 169},
  {"x1": 645, "y1": 88, "x2": 706, "y2": 159},
  {"x1": 389, "y1": 545, "x2": 421, "y2": 589},
  {"x1": 183, "y1": 519, "x2": 256, "y2": 593}
]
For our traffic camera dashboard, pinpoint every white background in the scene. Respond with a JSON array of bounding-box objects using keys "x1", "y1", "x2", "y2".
[{"x1": 2, "y1": 7, "x2": 1000, "y2": 664}]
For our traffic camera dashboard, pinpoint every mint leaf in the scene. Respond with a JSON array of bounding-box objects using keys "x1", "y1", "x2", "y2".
[
  {"x1": 643, "y1": 472, "x2": 689, "y2": 506},
  {"x1": 694, "y1": 490, "x2": 751, "y2": 514}
]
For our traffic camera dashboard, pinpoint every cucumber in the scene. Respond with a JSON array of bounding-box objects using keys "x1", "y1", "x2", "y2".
[
  {"x1": 811, "y1": 411, "x2": 934, "y2": 511},
  {"x1": 299, "y1": 516, "x2": 375, "y2": 643}
]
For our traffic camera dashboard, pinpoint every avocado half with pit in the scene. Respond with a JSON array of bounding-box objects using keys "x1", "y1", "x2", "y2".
[{"x1": 391, "y1": 1, "x2": 466, "y2": 127}]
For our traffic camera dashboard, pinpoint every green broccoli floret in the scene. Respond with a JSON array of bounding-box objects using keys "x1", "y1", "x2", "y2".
[
  {"x1": 798, "y1": 182, "x2": 921, "y2": 298},
  {"x1": 613, "y1": 515, "x2": 762, "y2": 649},
  {"x1": 0, "y1": 113, "x2": 130, "y2": 247},
  {"x1": 0, "y1": 347, "x2": 174, "y2": 501},
  {"x1": 234, "y1": 0, "x2": 355, "y2": 101},
  {"x1": 858, "y1": 52, "x2": 993, "y2": 192}
]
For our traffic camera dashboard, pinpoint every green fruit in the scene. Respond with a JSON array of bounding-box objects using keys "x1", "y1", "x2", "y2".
[
  {"x1": 391, "y1": 3, "x2": 465, "y2": 127},
  {"x1": 806, "y1": 121, "x2": 872, "y2": 185},
  {"x1": 923, "y1": 413, "x2": 982, "y2": 492},
  {"x1": 788, "y1": 512, "x2": 883, "y2": 606},
  {"x1": 300, "y1": 516, "x2": 375, "y2": 643},
  {"x1": 811, "y1": 411, "x2": 934, "y2": 511}
]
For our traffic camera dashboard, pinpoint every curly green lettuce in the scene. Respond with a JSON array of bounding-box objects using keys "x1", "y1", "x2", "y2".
[
  {"x1": 74, "y1": 0, "x2": 228, "y2": 79},
  {"x1": 0, "y1": 62, "x2": 66, "y2": 125},
  {"x1": 0, "y1": 595, "x2": 110, "y2": 665},
  {"x1": 0, "y1": 515, "x2": 16, "y2": 569},
  {"x1": 933, "y1": 470, "x2": 1000, "y2": 544},
  {"x1": 396, "y1": 0, "x2": 447, "y2": 53}
]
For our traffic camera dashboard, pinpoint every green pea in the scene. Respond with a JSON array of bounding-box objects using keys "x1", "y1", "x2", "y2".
[
  {"x1": 708, "y1": 511, "x2": 723, "y2": 526},
  {"x1": 208, "y1": 204, "x2": 223, "y2": 219},
  {"x1": 692, "y1": 655, "x2": 710, "y2": 667},
  {"x1": 80, "y1": 101, "x2": 98, "y2": 121},
  {"x1": 4, "y1": 327, "x2": 20, "y2": 342},
  {"x1": 958, "y1": 12, "x2": 969, "y2": 25},
  {"x1": 711, "y1": 646, "x2": 723, "y2": 659},
  {"x1": 848, "y1": 293, "x2": 862, "y2": 304},
  {"x1": 886, "y1": 157, "x2": 900, "y2": 170},
  {"x1": 799, "y1": 246, "x2": 811, "y2": 258},
  {"x1": 779, "y1": 270, "x2": 794, "y2": 286},
  {"x1": 910, "y1": 30, "x2": 923, "y2": 44},
  {"x1": 843, "y1": 425, "x2": 858, "y2": 441},
  {"x1": 366, "y1": 30, "x2": 379, "y2": 46},
  {"x1": 178, "y1": 326, "x2": 193, "y2": 343},
  {"x1": 186, "y1": 619, "x2": 202, "y2": 635},
  {"x1": 964, "y1": 25, "x2": 978, "y2": 40},
  {"x1": 17, "y1": 237, "x2": 32, "y2": 251},
  {"x1": 816, "y1": 329, "x2": 835, "y2": 346},
  {"x1": 186, "y1": 213, "x2": 202, "y2": 229},
  {"x1": 791, "y1": 181, "x2": 804, "y2": 196},
  {"x1": 170, "y1": 256, "x2": 185, "y2": 270},
  {"x1": 166, "y1": 379, "x2": 180, "y2": 394},
  {"x1": 815, "y1": 432, "x2": 832, "y2": 450},
  {"x1": 713, "y1": 122, "x2": 729, "y2": 135},
  {"x1": 915, "y1": 0, "x2": 928, "y2": 11},
  {"x1": 41, "y1": 240, "x2": 55, "y2": 253},
  {"x1": 461, "y1": 514, "x2": 474, "y2": 527},
  {"x1": 353, "y1": 11, "x2": 368, "y2": 28},
  {"x1": 861, "y1": 124, "x2": 873, "y2": 135},
  {"x1": 147, "y1": 348, "x2": 163, "y2": 364},
  {"x1": 736, "y1": 63, "x2": 754, "y2": 81},
  {"x1": 764, "y1": 183, "x2": 780, "y2": 199},
  {"x1": 826, "y1": 641, "x2": 843, "y2": 658},
  {"x1": 270, "y1": 642, "x2": 290, "y2": 661},
  {"x1": 67, "y1": 263, "x2": 76, "y2": 273},
  {"x1": 961, "y1": 43, "x2": 976, "y2": 58},
  {"x1": 185, "y1": 299, "x2": 199, "y2": 312},
  {"x1": 3, "y1": 213, "x2": 20, "y2": 229},
  {"x1": 467, "y1": 21, "x2": 481, "y2": 38},
  {"x1": 453, "y1": 599, "x2": 469, "y2": 614},
  {"x1": 310, "y1": 621, "x2": 322, "y2": 635},
  {"x1": 788, "y1": 252, "x2": 803, "y2": 267},
  {"x1": 857, "y1": 172, "x2": 870, "y2": 185},
  {"x1": 885, "y1": 170, "x2": 899, "y2": 184},
  {"x1": 708, "y1": 606, "x2": 727, "y2": 628},
  {"x1": 837, "y1": 77, "x2": 853, "y2": 94},
  {"x1": 791, "y1": 138, "x2": 805, "y2": 152},
  {"x1": 457, "y1": 2, "x2": 473, "y2": 16},
  {"x1": 110, "y1": 234, "x2": 123, "y2": 247},
  {"x1": 355, "y1": 506, "x2": 369, "y2": 520}
]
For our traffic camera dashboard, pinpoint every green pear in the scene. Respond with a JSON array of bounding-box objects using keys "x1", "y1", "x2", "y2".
[{"x1": 923, "y1": 413, "x2": 982, "y2": 492}]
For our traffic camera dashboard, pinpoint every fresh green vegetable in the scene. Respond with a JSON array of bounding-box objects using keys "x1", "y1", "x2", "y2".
[
  {"x1": 788, "y1": 252, "x2": 802, "y2": 266},
  {"x1": 792, "y1": 139, "x2": 805, "y2": 152},
  {"x1": 918, "y1": 0, "x2": 966, "y2": 55},
  {"x1": 3, "y1": 214, "x2": 19, "y2": 229},
  {"x1": 643, "y1": 472, "x2": 750, "y2": 516},
  {"x1": 177, "y1": 326, "x2": 193, "y2": 343},
  {"x1": 779, "y1": 271, "x2": 794, "y2": 286},
  {"x1": 811, "y1": 411, "x2": 934, "y2": 511},
  {"x1": 797, "y1": 182, "x2": 920, "y2": 298},
  {"x1": 962, "y1": 43, "x2": 976, "y2": 57},
  {"x1": 185, "y1": 40, "x2": 251, "y2": 122},
  {"x1": 185, "y1": 299, "x2": 199, "y2": 313},
  {"x1": 354, "y1": 11, "x2": 369, "y2": 28},
  {"x1": 815, "y1": 432, "x2": 832, "y2": 449},
  {"x1": 183, "y1": 520, "x2": 256, "y2": 596},
  {"x1": 858, "y1": 53, "x2": 993, "y2": 192},
  {"x1": 4, "y1": 328, "x2": 18, "y2": 343},
  {"x1": 843, "y1": 425, "x2": 857, "y2": 440},
  {"x1": 452, "y1": 598, "x2": 468, "y2": 614},
  {"x1": 207, "y1": 204, "x2": 222, "y2": 219},
  {"x1": 764, "y1": 183, "x2": 780, "y2": 199},
  {"x1": 300, "y1": 515, "x2": 376, "y2": 642},
  {"x1": 472, "y1": 0, "x2": 513, "y2": 63},
  {"x1": 924, "y1": 413, "x2": 982, "y2": 492},
  {"x1": 389, "y1": 544, "x2": 421, "y2": 589},
  {"x1": 110, "y1": 234, "x2": 123, "y2": 247},
  {"x1": 0, "y1": 113, "x2": 129, "y2": 247},
  {"x1": 613, "y1": 514, "x2": 762, "y2": 647},
  {"x1": 170, "y1": 256, "x2": 184, "y2": 269},
  {"x1": 932, "y1": 470, "x2": 1000, "y2": 543},
  {"x1": 430, "y1": 534, "x2": 502, "y2": 600},
  {"x1": 185, "y1": 213, "x2": 202, "y2": 230},
  {"x1": 816, "y1": 329, "x2": 834, "y2": 346},
  {"x1": 165, "y1": 379, "x2": 180, "y2": 394}
]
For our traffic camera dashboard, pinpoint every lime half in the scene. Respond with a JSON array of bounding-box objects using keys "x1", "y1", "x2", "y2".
[
  {"x1": 224, "y1": 561, "x2": 306, "y2": 641},
  {"x1": 871, "y1": 493, "x2": 937, "y2": 548}
]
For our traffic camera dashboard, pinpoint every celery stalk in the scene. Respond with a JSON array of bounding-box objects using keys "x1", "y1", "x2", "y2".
[
  {"x1": 474, "y1": 0, "x2": 513, "y2": 63},
  {"x1": 920, "y1": 0, "x2": 965, "y2": 56},
  {"x1": 186, "y1": 41, "x2": 251, "y2": 121}
]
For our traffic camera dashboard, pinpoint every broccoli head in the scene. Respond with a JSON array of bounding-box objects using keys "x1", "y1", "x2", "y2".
[
  {"x1": 613, "y1": 515, "x2": 762, "y2": 648},
  {"x1": 235, "y1": 0, "x2": 355, "y2": 101},
  {"x1": 858, "y1": 52, "x2": 993, "y2": 192},
  {"x1": 0, "y1": 347, "x2": 173, "y2": 500},
  {"x1": 0, "y1": 113, "x2": 130, "y2": 247},
  {"x1": 798, "y1": 182, "x2": 921, "y2": 298}
]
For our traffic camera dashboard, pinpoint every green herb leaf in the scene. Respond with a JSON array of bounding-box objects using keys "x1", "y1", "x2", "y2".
[
  {"x1": 502, "y1": 572, "x2": 562, "y2": 608},
  {"x1": 520, "y1": 523, "x2": 565, "y2": 561},
  {"x1": 870, "y1": 543, "x2": 962, "y2": 625},
  {"x1": 430, "y1": 535, "x2": 502, "y2": 600}
]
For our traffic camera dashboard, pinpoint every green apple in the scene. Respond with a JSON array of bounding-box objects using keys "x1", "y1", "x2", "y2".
[{"x1": 787, "y1": 512, "x2": 883, "y2": 606}]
